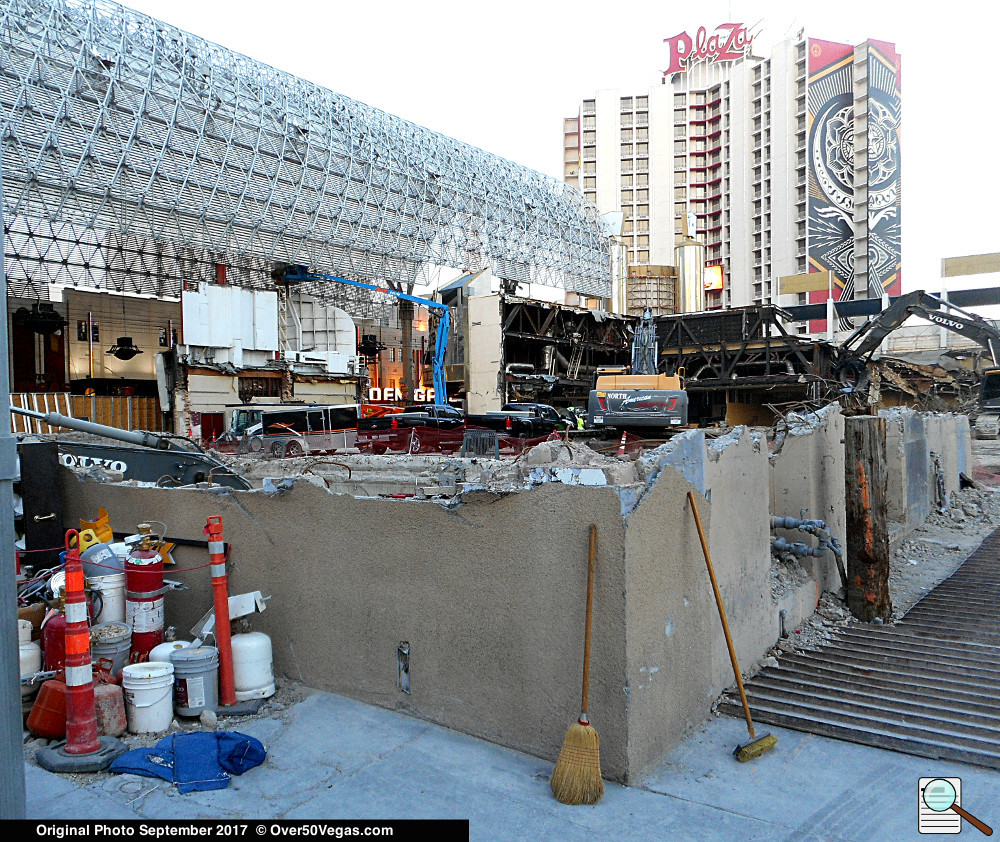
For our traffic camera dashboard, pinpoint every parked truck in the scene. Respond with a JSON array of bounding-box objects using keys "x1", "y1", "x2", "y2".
[
  {"x1": 356, "y1": 404, "x2": 466, "y2": 454},
  {"x1": 465, "y1": 403, "x2": 570, "y2": 438}
]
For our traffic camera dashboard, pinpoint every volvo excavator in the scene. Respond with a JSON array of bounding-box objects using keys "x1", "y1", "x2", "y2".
[{"x1": 832, "y1": 290, "x2": 1000, "y2": 438}]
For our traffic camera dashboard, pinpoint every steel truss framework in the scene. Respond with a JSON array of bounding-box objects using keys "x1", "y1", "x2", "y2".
[
  {"x1": 0, "y1": 0, "x2": 611, "y2": 320},
  {"x1": 653, "y1": 306, "x2": 834, "y2": 388}
]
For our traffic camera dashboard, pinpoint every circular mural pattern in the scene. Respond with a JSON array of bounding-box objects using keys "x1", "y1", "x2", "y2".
[{"x1": 811, "y1": 96, "x2": 854, "y2": 214}]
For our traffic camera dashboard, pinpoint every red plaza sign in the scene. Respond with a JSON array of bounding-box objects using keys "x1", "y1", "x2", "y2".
[{"x1": 664, "y1": 23, "x2": 755, "y2": 75}]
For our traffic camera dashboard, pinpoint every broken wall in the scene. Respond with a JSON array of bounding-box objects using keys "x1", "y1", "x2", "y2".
[
  {"x1": 880, "y1": 410, "x2": 971, "y2": 529},
  {"x1": 61, "y1": 427, "x2": 777, "y2": 784},
  {"x1": 622, "y1": 428, "x2": 773, "y2": 779},
  {"x1": 466, "y1": 295, "x2": 503, "y2": 413},
  {"x1": 63, "y1": 478, "x2": 633, "y2": 779},
  {"x1": 769, "y1": 404, "x2": 846, "y2": 597}
]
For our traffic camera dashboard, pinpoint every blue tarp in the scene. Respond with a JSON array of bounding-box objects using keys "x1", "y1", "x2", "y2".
[{"x1": 110, "y1": 731, "x2": 265, "y2": 793}]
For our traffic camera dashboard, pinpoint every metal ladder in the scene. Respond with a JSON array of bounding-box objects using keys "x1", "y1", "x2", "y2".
[{"x1": 567, "y1": 342, "x2": 584, "y2": 380}]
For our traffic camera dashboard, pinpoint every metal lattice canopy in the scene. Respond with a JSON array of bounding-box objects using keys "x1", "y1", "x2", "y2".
[{"x1": 0, "y1": 0, "x2": 611, "y2": 318}]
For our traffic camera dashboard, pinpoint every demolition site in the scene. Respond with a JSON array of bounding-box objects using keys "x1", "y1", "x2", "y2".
[{"x1": 1, "y1": 1, "x2": 999, "y2": 839}]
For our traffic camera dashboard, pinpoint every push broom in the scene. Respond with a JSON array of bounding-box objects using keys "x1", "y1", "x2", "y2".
[
  {"x1": 688, "y1": 491, "x2": 777, "y2": 762},
  {"x1": 550, "y1": 523, "x2": 604, "y2": 805}
]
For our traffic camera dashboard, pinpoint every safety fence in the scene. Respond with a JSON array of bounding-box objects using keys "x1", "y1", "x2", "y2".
[
  {"x1": 10, "y1": 393, "x2": 164, "y2": 434},
  {"x1": 224, "y1": 426, "x2": 659, "y2": 460}
]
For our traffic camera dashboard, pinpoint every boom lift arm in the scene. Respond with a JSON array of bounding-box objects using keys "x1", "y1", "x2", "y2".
[
  {"x1": 835, "y1": 290, "x2": 1000, "y2": 386},
  {"x1": 282, "y1": 267, "x2": 451, "y2": 405}
]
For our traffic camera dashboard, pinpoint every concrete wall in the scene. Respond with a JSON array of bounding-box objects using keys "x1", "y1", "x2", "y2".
[
  {"x1": 623, "y1": 428, "x2": 773, "y2": 778},
  {"x1": 769, "y1": 405, "x2": 846, "y2": 595},
  {"x1": 63, "y1": 477, "x2": 633, "y2": 779},
  {"x1": 61, "y1": 427, "x2": 777, "y2": 784},
  {"x1": 466, "y1": 295, "x2": 503, "y2": 414},
  {"x1": 880, "y1": 410, "x2": 971, "y2": 529}
]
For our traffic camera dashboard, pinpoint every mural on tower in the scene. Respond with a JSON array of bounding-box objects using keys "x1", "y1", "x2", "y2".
[
  {"x1": 806, "y1": 38, "x2": 901, "y2": 328},
  {"x1": 864, "y1": 40, "x2": 902, "y2": 298},
  {"x1": 806, "y1": 38, "x2": 858, "y2": 313}
]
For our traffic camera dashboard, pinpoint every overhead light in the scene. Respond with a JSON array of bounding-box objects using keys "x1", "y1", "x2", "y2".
[
  {"x1": 14, "y1": 302, "x2": 68, "y2": 335},
  {"x1": 107, "y1": 336, "x2": 142, "y2": 360}
]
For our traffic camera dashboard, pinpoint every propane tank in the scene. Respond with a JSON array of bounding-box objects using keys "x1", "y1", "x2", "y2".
[
  {"x1": 19, "y1": 619, "x2": 41, "y2": 698},
  {"x1": 125, "y1": 524, "x2": 164, "y2": 662}
]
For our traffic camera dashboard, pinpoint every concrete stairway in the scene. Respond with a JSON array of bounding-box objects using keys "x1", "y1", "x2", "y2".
[{"x1": 720, "y1": 528, "x2": 1000, "y2": 769}]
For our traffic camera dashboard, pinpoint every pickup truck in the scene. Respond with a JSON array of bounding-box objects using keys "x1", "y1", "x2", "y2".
[
  {"x1": 356, "y1": 404, "x2": 466, "y2": 453},
  {"x1": 465, "y1": 403, "x2": 570, "y2": 438}
]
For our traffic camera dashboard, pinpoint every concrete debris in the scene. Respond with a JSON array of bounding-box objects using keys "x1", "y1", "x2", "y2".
[
  {"x1": 769, "y1": 403, "x2": 840, "y2": 457},
  {"x1": 770, "y1": 552, "x2": 811, "y2": 602}
]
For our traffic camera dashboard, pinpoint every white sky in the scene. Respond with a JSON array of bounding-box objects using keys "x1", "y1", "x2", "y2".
[{"x1": 122, "y1": 0, "x2": 1000, "y2": 296}]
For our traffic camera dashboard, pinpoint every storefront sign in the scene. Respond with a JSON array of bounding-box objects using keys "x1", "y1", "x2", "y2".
[
  {"x1": 664, "y1": 23, "x2": 754, "y2": 75},
  {"x1": 368, "y1": 387, "x2": 435, "y2": 403}
]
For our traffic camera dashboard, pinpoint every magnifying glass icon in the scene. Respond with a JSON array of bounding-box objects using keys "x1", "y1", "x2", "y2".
[{"x1": 922, "y1": 778, "x2": 993, "y2": 836}]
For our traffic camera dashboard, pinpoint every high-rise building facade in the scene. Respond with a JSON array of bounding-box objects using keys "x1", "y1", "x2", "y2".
[{"x1": 563, "y1": 26, "x2": 901, "y2": 327}]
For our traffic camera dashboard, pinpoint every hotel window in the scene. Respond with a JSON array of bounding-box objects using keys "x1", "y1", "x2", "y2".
[
  {"x1": 620, "y1": 143, "x2": 632, "y2": 157},
  {"x1": 621, "y1": 190, "x2": 632, "y2": 204},
  {"x1": 584, "y1": 177, "x2": 596, "y2": 189},
  {"x1": 620, "y1": 128, "x2": 632, "y2": 142},
  {"x1": 636, "y1": 189, "x2": 649, "y2": 202},
  {"x1": 636, "y1": 143, "x2": 649, "y2": 156},
  {"x1": 621, "y1": 175, "x2": 633, "y2": 188}
]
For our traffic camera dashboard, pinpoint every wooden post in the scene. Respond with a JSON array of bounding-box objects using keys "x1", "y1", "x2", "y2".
[{"x1": 844, "y1": 415, "x2": 892, "y2": 621}]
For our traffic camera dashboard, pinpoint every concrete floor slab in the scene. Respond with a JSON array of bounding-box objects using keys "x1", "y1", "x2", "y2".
[
  {"x1": 21, "y1": 689, "x2": 1000, "y2": 841},
  {"x1": 644, "y1": 715, "x2": 1000, "y2": 842}
]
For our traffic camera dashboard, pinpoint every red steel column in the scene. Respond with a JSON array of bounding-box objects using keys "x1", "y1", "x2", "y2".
[
  {"x1": 204, "y1": 516, "x2": 236, "y2": 706},
  {"x1": 62, "y1": 530, "x2": 101, "y2": 755}
]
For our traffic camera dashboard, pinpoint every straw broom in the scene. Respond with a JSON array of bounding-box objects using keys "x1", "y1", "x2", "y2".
[{"x1": 550, "y1": 523, "x2": 604, "y2": 805}]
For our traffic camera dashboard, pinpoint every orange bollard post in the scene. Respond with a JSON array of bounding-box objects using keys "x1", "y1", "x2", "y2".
[
  {"x1": 62, "y1": 529, "x2": 100, "y2": 755},
  {"x1": 36, "y1": 531, "x2": 127, "y2": 772},
  {"x1": 205, "y1": 516, "x2": 237, "y2": 707}
]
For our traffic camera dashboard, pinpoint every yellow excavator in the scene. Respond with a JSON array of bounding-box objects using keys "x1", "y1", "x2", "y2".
[{"x1": 587, "y1": 309, "x2": 689, "y2": 431}]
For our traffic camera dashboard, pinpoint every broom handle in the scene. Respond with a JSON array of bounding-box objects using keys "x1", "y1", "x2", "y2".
[
  {"x1": 581, "y1": 523, "x2": 597, "y2": 717},
  {"x1": 688, "y1": 492, "x2": 755, "y2": 740}
]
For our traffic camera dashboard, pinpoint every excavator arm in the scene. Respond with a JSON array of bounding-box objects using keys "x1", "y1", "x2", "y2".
[{"x1": 835, "y1": 290, "x2": 1000, "y2": 388}]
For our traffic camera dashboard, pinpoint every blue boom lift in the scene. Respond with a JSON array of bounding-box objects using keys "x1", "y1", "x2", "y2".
[{"x1": 281, "y1": 267, "x2": 450, "y2": 405}]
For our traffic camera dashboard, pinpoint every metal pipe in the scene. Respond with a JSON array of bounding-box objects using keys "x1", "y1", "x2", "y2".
[{"x1": 10, "y1": 407, "x2": 172, "y2": 449}]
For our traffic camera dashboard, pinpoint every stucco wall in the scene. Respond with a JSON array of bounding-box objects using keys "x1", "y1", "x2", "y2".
[
  {"x1": 62, "y1": 476, "x2": 633, "y2": 780},
  {"x1": 623, "y1": 428, "x2": 773, "y2": 780}
]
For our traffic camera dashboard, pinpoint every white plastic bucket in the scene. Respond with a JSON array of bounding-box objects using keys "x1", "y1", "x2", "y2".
[
  {"x1": 171, "y1": 646, "x2": 219, "y2": 716},
  {"x1": 231, "y1": 632, "x2": 275, "y2": 701},
  {"x1": 122, "y1": 661, "x2": 174, "y2": 733},
  {"x1": 87, "y1": 573, "x2": 126, "y2": 624}
]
